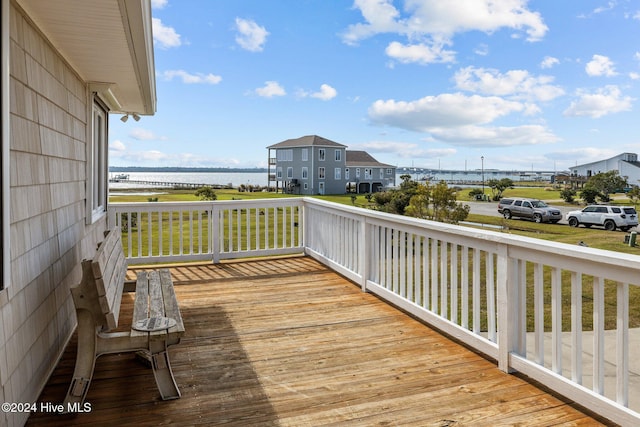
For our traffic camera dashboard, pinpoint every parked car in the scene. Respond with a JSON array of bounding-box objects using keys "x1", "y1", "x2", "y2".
[
  {"x1": 497, "y1": 198, "x2": 562, "y2": 223},
  {"x1": 565, "y1": 205, "x2": 638, "y2": 231}
]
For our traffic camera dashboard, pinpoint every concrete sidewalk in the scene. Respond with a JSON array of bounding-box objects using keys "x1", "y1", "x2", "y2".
[{"x1": 525, "y1": 328, "x2": 640, "y2": 412}]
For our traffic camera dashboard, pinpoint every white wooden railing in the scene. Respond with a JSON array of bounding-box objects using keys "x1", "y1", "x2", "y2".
[{"x1": 110, "y1": 198, "x2": 640, "y2": 425}]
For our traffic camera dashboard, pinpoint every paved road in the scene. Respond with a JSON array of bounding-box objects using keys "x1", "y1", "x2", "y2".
[{"x1": 466, "y1": 200, "x2": 577, "y2": 225}]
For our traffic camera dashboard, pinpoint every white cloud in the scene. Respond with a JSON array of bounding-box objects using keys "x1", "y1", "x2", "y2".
[
  {"x1": 109, "y1": 140, "x2": 126, "y2": 151},
  {"x1": 310, "y1": 84, "x2": 338, "y2": 100},
  {"x1": 385, "y1": 41, "x2": 456, "y2": 64},
  {"x1": 564, "y1": 85, "x2": 633, "y2": 118},
  {"x1": 129, "y1": 128, "x2": 162, "y2": 141},
  {"x1": 630, "y1": 72, "x2": 640, "y2": 80},
  {"x1": 342, "y1": 0, "x2": 548, "y2": 60},
  {"x1": 427, "y1": 124, "x2": 560, "y2": 147},
  {"x1": 151, "y1": 0, "x2": 168, "y2": 9},
  {"x1": 474, "y1": 43, "x2": 489, "y2": 56},
  {"x1": 152, "y1": 18, "x2": 181, "y2": 49},
  {"x1": 453, "y1": 66, "x2": 565, "y2": 102},
  {"x1": 255, "y1": 81, "x2": 286, "y2": 97},
  {"x1": 546, "y1": 147, "x2": 617, "y2": 164},
  {"x1": 540, "y1": 56, "x2": 559, "y2": 69},
  {"x1": 160, "y1": 70, "x2": 222, "y2": 84},
  {"x1": 585, "y1": 54, "x2": 617, "y2": 77},
  {"x1": 235, "y1": 18, "x2": 269, "y2": 52},
  {"x1": 350, "y1": 141, "x2": 456, "y2": 158},
  {"x1": 368, "y1": 93, "x2": 524, "y2": 131}
]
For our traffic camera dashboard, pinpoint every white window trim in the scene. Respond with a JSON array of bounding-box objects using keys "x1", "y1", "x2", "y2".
[
  {"x1": 318, "y1": 167, "x2": 325, "y2": 179},
  {"x1": 287, "y1": 167, "x2": 293, "y2": 179},
  {"x1": 335, "y1": 149, "x2": 341, "y2": 161},
  {"x1": 301, "y1": 148, "x2": 308, "y2": 162},
  {"x1": 86, "y1": 94, "x2": 109, "y2": 224},
  {"x1": 319, "y1": 148, "x2": 325, "y2": 161},
  {"x1": 302, "y1": 167, "x2": 308, "y2": 179},
  {"x1": 2, "y1": 0, "x2": 10, "y2": 291},
  {"x1": 276, "y1": 167, "x2": 283, "y2": 179},
  {"x1": 334, "y1": 168, "x2": 341, "y2": 180}
]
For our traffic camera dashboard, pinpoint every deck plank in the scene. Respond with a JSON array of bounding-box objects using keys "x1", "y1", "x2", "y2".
[{"x1": 28, "y1": 256, "x2": 610, "y2": 426}]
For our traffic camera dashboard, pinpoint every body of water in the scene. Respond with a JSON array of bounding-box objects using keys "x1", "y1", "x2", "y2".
[
  {"x1": 109, "y1": 170, "x2": 553, "y2": 192},
  {"x1": 109, "y1": 171, "x2": 270, "y2": 189}
]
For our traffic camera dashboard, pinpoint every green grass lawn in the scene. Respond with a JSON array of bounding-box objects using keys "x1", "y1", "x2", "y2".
[{"x1": 111, "y1": 187, "x2": 640, "y2": 331}]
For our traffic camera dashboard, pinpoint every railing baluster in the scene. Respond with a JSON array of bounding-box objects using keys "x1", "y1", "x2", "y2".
[
  {"x1": 552, "y1": 266, "x2": 562, "y2": 374},
  {"x1": 571, "y1": 272, "x2": 582, "y2": 384},
  {"x1": 617, "y1": 281, "x2": 629, "y2": 406},
  {"x1": 593, "y1": 276, "x2": 605, "y2": 395}
]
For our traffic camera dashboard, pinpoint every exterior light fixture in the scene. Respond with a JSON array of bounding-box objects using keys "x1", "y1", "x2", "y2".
[{"x1": 120, "y1": 114, "x2": 129, "y2": 122}]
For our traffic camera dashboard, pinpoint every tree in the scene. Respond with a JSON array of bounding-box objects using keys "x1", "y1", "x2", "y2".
[
  {"x1": 486, "y1": 178, "x2": 514, "y2": 201},
  {"x1": 195, "y1": 186, "x2": 217, "y2": 201},
  {"x1": 560, "y1": 188, "x2": 576, "y2": 203},
  {"x1": 405, "y1": 181, "x2": 470, "y2": 224},
  {"x1": 627, "y1": 186, "x2": 640, "y2": 207},
  {"x1": 580, "y1": 187, "x2": 600, "y2": 204},
  {"x1": 584, "y1": 170, "x2": 627, "y2": 202}
]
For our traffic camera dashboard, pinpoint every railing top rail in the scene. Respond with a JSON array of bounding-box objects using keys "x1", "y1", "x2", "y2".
[
  {"x1": 301, "y1": 197, "x2": 640, "y2": 276},
  {"x1": 110, "y1": 198, "x2": 304, "y2": 210}
]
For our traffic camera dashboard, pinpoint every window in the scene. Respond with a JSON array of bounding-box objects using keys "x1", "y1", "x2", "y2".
[
  {"x1": 345, "y1": 168, "x2": 350, "y2": 180},
  {"x1": 386, "y1": 168, "x2": 393, "y2": 175},
  {"x1": 276, "y1": 167, "x2": 283, "y2": 179},
  {"x1": 334, "y1": 168, "x2": 341, "y2": 180},
  {"x1": 301, "y1": 148, "x2": 308, "y2": 161},
  {"x1": 287, "y1": 167, "x2": 293, "y2": 179},
  {"x1": 304, "y1": 183, "x2": 308, "y2": 190},
  {"x1": 277, "y1": 149, "x2": 293, "y2": 161},
  {"x1": 318, "y1": 167, "x2": 325, "y2": 179},
  {"x1": 302, "y1": 167, "x2": 308, "y2": 179},
  {"x1": 379, "y1": 169, "x2": 384, "y2": 179},
  {"x1": 335, "y1": 149, "x2": 341, "y2": 161},
  {"x1": 365, "y1": 168, "x2": 372, "y2": 179},
  {"x1": 355, "y1": 168, "x2": 360, "y2": 178},
  {"x1": 88, "y1": 97, "x2": 108, "y2": 223},
  {"x1": 319, "y1": 149, "x2": 325, "y2": 161}
]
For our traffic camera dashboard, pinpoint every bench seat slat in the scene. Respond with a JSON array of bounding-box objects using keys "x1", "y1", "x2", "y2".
[
  {"x1": 131, "y1": 271, "x2": 150, "y2": 339},
  {"x1": 148, "y1": 270, "x2": 168, "y2": 340},
  {"x1": 160, "y1": 269, "x2": 185, "y2": 336}
]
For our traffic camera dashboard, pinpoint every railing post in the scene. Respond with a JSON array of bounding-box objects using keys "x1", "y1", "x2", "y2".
[
  {"x1": 212, "y1": 202, "x2": 220, "y2": 264},
  {"x1": 497, "y1": 243, "x2": 517, "y2": 373},
  {"x1": 359, "y1": 215, "x2": 367, "y2": 292}
]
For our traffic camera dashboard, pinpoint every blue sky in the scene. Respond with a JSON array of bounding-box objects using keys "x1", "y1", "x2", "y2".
[{"x1": 109, "y1": 0, "x2": 640, "y2": 172}]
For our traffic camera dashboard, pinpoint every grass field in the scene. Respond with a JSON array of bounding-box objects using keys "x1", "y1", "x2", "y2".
[{"x1": 110, "y1": 187, "x2": 640, "y2": 331}]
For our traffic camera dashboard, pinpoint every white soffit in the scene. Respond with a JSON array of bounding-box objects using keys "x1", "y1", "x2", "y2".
[{"x1": 16, "y1": 0, "x2": 156, "y2": 115}]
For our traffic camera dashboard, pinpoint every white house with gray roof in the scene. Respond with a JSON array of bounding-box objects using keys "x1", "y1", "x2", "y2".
[
  {"x1": 267, "y1": 135, "x2": 396, "y2": 195},
  {"x1": 569, "y1": 153, "x2": 640, "y2": 186}
]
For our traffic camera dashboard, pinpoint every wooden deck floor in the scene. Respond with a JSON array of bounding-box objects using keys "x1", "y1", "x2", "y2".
[{"x1": 28, "y1": 256, "x2": 610, "y2": 426}]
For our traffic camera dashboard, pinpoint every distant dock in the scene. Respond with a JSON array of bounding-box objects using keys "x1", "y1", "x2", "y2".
[{"x1": 108, "y1": 178, "x2": 232, "y2": 189}]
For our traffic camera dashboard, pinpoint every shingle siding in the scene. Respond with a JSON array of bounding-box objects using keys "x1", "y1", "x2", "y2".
[{"x1": 1, "y1": 6, "x2": 105, "y2": 426}]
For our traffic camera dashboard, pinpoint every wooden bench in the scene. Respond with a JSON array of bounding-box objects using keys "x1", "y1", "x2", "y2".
[{"x1": 63, "y1": 227, "x2": 185, "y2": 407}]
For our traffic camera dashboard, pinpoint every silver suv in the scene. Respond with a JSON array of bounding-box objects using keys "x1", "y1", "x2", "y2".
[
  {"x1": 566, "y1": 205, "x2": 638, "y2": 231},
  {"x1": 497, "y1": 198, "x2": 562, "y2": 223}
]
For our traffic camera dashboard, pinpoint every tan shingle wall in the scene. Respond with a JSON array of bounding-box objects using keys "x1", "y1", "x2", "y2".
[{"x1": 1, "y1": 5, "x2": 105, "y2": 426}]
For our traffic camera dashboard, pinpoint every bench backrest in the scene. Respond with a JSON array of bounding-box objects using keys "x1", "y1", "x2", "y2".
[{"x1": 71, "y1": 228, "x2": 128, "y2": 331}]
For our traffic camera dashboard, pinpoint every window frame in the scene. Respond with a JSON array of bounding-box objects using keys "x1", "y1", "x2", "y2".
[
  {"x1": 302, "y1": 167, "x2": 308, "y2": 179},
  {"x1": 335, "y1": 149, "x2": 341, "y2": 161},
  {"x1": 87, "y1": 95, "x2": 109, "y2": 224},
  {"x1": 318, "y1": 148, "x2": 326, "y2": 161},
  {"x1": 286, "y1": 167, "x2": 293, "y2": 179},
  {"x1": 1, "y1": 0, "x2": 9, "y2": 291},
  {"x1": 301, "y1": 148, "x2": 308, "y2": 162},
  {"x1": 318, "y1": 167, "x2": 325, "y2": 179},
  {"x1": 334, "y1": 168, "x2": 341, "y2": 180}
]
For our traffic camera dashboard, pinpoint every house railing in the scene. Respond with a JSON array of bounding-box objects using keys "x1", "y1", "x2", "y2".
[{"x1": 109, "y1": 197, "x2": 640, "y2": 425}]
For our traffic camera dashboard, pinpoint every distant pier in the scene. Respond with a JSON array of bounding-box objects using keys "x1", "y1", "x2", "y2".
[{"x1": 108, "y1": 178, "x2": 232, "y2": 189}]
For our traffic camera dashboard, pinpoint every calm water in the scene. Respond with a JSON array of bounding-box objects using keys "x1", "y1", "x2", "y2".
[
  {"x1": 109, "y1": 172, "x2": 270, "y2": 189},
  {"x1": 109, "y1": 170, "x2": 550, "y2": 191}
]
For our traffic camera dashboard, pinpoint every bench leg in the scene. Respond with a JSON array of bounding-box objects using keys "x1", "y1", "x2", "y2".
[
  {"x1": 149, "y1": 340, "x2": 181, "y2": 400},
  {"x1": 63, "y1": 311, "x2": 97, "y2": 408}
]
